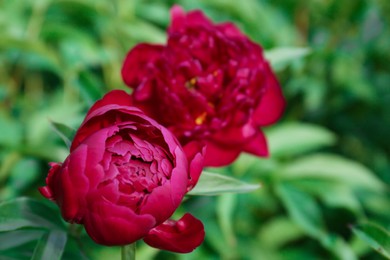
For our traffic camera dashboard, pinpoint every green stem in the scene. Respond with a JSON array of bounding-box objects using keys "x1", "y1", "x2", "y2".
[{"x1": 121, "y1": 243, "x2": 136, "y2": 260}]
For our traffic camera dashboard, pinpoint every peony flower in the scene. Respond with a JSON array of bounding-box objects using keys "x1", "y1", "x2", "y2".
[
  {"x1": 121, "y1": 5, "x2": 285, "y2": 167},
  {"x1": 39, "y1": 90, "x2": 204, "y2": 253}
]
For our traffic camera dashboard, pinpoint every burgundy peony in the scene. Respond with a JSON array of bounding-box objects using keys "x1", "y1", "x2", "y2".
[
  {"x1": 121, "y1": 5, "x2": 285, "y2": 167},
  {"x1": 39, "y1": 90, "x2": 204, "y2": 253}
]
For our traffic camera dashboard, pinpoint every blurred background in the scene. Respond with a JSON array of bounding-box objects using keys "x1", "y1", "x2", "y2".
[{"x1": 0, "y1": 0, "x2": 389, "y2": 259}]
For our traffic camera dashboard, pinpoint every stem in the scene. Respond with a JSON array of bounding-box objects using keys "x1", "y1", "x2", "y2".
[{"x1": 121, "y1": 243, "x2": 136, "y2": 260}]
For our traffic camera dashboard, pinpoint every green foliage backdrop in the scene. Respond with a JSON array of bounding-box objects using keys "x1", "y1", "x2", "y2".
[{"x1": 0, "y1": 0, "x2": 389, "y2": 259}]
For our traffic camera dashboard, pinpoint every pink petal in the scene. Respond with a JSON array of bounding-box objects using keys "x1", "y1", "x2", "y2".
[
  {"x1": 243, "y1": 131, "x2": 269, "y2": 157},
  {"x1": 140, "y1": 183, "x2": 176, "y2": 225},
  {"x1": 143, "y1": 213, "x2": 205, "y2": 253},
  {"x1": 203, "y1": 141, "x2": 241, "y2": 167},
  {"x1": 253, "y1": 64, "x2": 285, "y2": 126},
  {"x1": 86, "y1": 90, "x2": 132, "y2": 118},
  {"x1": 83, "y1": 200, "x2": 156, "y2": 246},
  {"x1": 121, "y1": 43, "x2": 164, "y2": 88}
]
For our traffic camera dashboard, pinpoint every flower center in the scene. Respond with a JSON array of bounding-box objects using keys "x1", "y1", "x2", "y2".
[{"x1": 98, "y1": 129, "x2": 173, "y2": 213}]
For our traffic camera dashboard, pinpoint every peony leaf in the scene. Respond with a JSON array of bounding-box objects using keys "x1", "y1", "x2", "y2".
[
  {"x1": 216, "y1": 193, "x2": 237, "y2": 247},
  {"x1": 266, "y1": 123, "x2": 336, "y2": 157},
  {"x1": 0, "y1": 229, "x2": 45, "y2": 251},
  {"x1": 276, "y1": 182, "x2": 326, "y2": 238},
  {"x1": 0, "y1": 197, "x2": 65, "y2": 232},
  {"x1": 278, "y1": 153, "x2": 386, "y2": 191},
  {"x1": 352, "y1": 223, "x2": 390, "y2": 259},
  {"x1": 49, "y1": 120, "x2": 76, "y2": 149},
  {"x1": 31, "y1": 230, "x2": 67, "y2": 260},
  {"x1": 188, "y1": 171, "x2": 260, "y2": 196},
  {"x1": 265, "y1": 47, "x2": 310, "y2": 71}
]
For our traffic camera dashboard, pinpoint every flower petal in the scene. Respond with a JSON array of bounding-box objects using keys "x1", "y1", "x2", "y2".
[
  {"x1": 83, "y1": 200, "x2": 156, "y2": 246},
  {"x1": 121, "y1": 43, "x2": 163, "y2": 88},
  {"x1": 86, "y1": 90, "x2": 132, "y2": 118},
  {"x1": 182, "y1": 141, "x2": 205, "y2": 191},
  {"x1": 243, "y1": 130, "x2": 269, "y2": 157},
  {"x1": 253, "y1": 64, "x2": 285, "y2": 126},
  {"x1": 203, "y1": 141, "x2": 241, "y2": 167},
  {"x1": 143, "y1": 213, "x2": 205, "y2": 253}
]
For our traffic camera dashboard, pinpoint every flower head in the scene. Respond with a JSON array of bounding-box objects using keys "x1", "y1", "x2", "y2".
[
  {"x1": 122, "y1": 5, "x2": 285, "y2": 166},
  {"x1": 39, "y1": 90, "x2": 204, "y2": 252}
]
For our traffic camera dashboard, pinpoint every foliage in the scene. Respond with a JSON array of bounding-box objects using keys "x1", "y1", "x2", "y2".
[{"x1": 0, "y1": 0, "x2": 389, "y2": 259}]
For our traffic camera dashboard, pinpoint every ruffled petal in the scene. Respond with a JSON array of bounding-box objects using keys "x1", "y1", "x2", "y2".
[
  {"x1": 143, "y1": 213, "x2": 204, "y2": 253},
  {"x1": 121, "y1": 43, "x2": 164, "y2": 88}
]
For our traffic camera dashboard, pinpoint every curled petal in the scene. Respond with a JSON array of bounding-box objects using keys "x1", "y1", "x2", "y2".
[
  {"x1": 143, "y1": 213, "x2": 205, "y2": 253},
  {"x1": 38, "y1": 162, "x2": 62, "y2": 200},
  {"x1": 183, "y1": 141, "x2": 205, "y2": 191}
]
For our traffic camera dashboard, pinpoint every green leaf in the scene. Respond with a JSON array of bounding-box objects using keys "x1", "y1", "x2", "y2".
[
  {"x1": 49, "y1": 120, "x2": 76, "y2": 149},
  {"x1": 188, "y1": 171, "x2": 260, "y2": 196},
  {"x1": 0, "y1": 229, "x2": 44, "y2": 251},
  {"x1": 266, "y1": 123, "x2": 336, "y2": 157},
  {"x1": 352, "y1": 223, "x2": 390, "y2": 259},
  {"x1": 265, "y1": 47, "x2": 310, "y2": 71},
  {"x1": 279, "y1": 154, "x2": 386, "y2": 191},
  {"x1": 321, "y1": 234, "x2": 357, "y2": 260},
  {"x1": 0, "y1": 198, "x2": 65, "y2": 232},
  {"x1": 258, "y1": 217, "x2": 304, "y2": 249},
  {"x1": 217, "y1": 193, "x2": 237, "y2": 247},
  {"x1": 276, "y1": 183, "x2": 326, "y2": 238},
  {"x1": 31, "y1": 230, "x2": 67, "y2": 260}
]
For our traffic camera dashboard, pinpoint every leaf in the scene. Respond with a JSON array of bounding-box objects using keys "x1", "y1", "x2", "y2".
[
  {"x1": 279, "y1": 153, "x2": 386, "y2": 191},
  {"x1": 49, "y1": 120, "x2": 76, "y2": 149},
  {"x1": 266, "y1": 123, "x2": 336, "y2": 157},
  {"x1": 321, "y1": 234, "x2": 357, "y2": 260},
  {"x1": 217, "y1": 193, "x2": 237, "y2": 247},
  {"x1": 258, "y1": 217, "x2": 304, "y2": 249},
  {"x1": 276, "y1": 182, "x2": 326, "y2": 238},
  {"x1": 188, "y1": 171, "x2": 260, "y2": 196},
  {"x1": 0, "y1": 198, "x2": 65, "y2": 232},
  {"x1": 31, "y1": 230, "x2": 67, "y2": 260},
  {"x1": 265, "y1": 47, "x2": 310, "y2": 71},
  {"x1": 0, "y1": 229, "x2": 44, "y2": 251},
  {"x1": 352, "y1": 223, "x2": 390, "y2": 259}
]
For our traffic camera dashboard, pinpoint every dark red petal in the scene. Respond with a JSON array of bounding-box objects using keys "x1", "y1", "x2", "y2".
[
  {"x1": 143, "y1": 213, "x2": 205, "y2": 253},
  {"x1": 169, "y1": 5, "x2": 213, "y2": 34},
  {"x1": 38, "y1": 162, "x2": 62, "y2": 200},
  {"x1": 121, "y1": 43, "x2": 164, "y2": 87},
  {"x1": 183, "y1": 141, "x2": 205, "y2": 191},
  {"x1": 243, "y1": 131, "x2": 269, "y2": 157},
  {"x1": 253, "y1": 64, "x2": 285, "y2": 126},
  {"x1": 216, "y1": 22, "x2": 244, "y2": 38},
  {"x1": 203, "y1": 141, "x2": 241, "y2": 167}
]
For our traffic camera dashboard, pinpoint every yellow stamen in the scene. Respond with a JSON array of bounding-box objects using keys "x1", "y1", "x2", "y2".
[{"x1": 195, "y1": 112, "x2": 207, "y2": 125}]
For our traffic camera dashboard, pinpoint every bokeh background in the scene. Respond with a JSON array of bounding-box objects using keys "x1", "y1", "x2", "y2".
[{"x1": 0, "y1": 0, "x2": 389, "y2": 259}]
